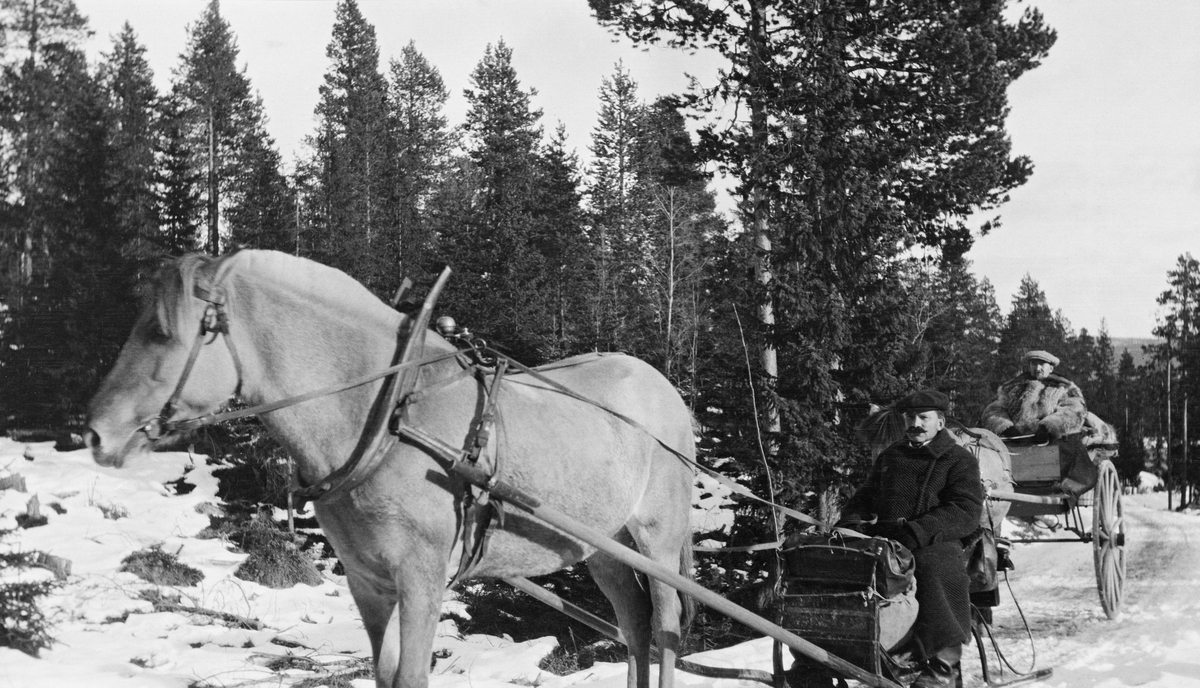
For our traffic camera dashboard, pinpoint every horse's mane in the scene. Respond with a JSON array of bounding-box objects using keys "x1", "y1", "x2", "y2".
[
  {"x1": 856, "y1": 405, "x2": 907, "y2": 449},
  {"x1": 143, "y1": 250, "x2": 397, "y2": 342},
  {"x1": 144, "y1": 252, "x2": 222, "y2": 341}
]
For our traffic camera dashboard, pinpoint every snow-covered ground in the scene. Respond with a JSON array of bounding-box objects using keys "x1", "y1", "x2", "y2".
[{"x1": 0, "y1": 438, "x2": 1197, "y2": 688}]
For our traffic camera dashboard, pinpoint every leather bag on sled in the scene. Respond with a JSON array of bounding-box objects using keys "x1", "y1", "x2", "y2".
[{"x1": 782, "y1": 531, "x2": 916, "y2": 599}]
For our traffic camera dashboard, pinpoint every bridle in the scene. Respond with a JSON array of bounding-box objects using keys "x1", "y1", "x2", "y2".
[
  {"x1": 128, "y1": 262, "x2": 462, "y2": 504},
  {"x1": 137, "y1": 272, "x2": 245, "y2": 443}
]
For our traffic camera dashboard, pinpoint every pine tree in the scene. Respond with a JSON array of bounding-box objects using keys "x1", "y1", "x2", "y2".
[
  {"x1": 634, "y1": 99, "x2": 724, "y2": 392},
  {"x1": 308, "y1": 0, "x2": 393, "y2": 293},
  {"x1": 993, "y1": 275, "x2": 1073, "y2": 387},
  {"x1": 156, "y1": 94, "x2": 203, "y2": 255},
  {"x1": 224, "y1": 94, "x2": 294, "y2": 252},
  {"x1": 0, "y1": 0, "x2": 92, "y2": 302},
  {"x1": 593, "y1": 0, "x2": 1058, "y2": 513},
  {"x1": 894, "y1": 259, "x2": 1003, "y2": 422},
  {"x1": 586, "y1": 62, "x2": 642, "y2": 350},
  {"x1": 529, "y1": 124, "x2": 589, "y2": 359},
  {"x1": 1083, "y1": 325, "x2": 1119, "y2": 423},
  {"x1": 0, "y1": 0, "x2": 124, "y2": 430},
  {"x1": 98, "y1": 23, "x2": 161, "y2": 281},
  {"x1": 173, "y1": 0, "x2": 260, "y2": 255},
  {"x1": 1154, "y1": 254, "x2": 1200, "y2": 503},
  {"x1": 436, "y1": 40, "x2": 549, "y2": 361},
  {"x1": 386, "y1": 41, "x2": 452, "y2": 282},
  {"x1": 1115, "y1": 350, "x2": 1149, "y2": 483}
]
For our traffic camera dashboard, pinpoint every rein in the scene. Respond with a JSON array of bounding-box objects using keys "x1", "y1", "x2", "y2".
[
  {"x1": 145, "y1": 263, "x2": 826, "y2": 531},
  {"x1": 464, "y1": 347, "x2": 837, "y2": 534},
  {"x1": 155, "y1": 348, "x2": 463, "y2": 435}
]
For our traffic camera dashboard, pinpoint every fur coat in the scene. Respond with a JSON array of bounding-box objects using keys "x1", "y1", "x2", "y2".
[{"x1": 981, "y1": 373, "x2": 1087, "y2": 439}]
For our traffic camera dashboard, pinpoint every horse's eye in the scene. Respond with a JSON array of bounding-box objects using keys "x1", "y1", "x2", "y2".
[{"x1": 144, "y1": 320, "x2": 170, "y2": 343}]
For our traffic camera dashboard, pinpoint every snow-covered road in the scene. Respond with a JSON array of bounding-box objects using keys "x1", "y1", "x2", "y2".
[{"x1": 968, "y1": 492, "x2": 1200, "y2": 687}]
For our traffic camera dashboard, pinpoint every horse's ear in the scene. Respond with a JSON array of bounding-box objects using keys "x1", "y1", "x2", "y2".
[{"x1": 856, "y1": 405, "x2": 905, "y2": 449}]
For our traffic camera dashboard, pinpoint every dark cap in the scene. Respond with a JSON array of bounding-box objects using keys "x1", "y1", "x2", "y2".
[{"x1": 896, "y1": 389, "x2": 949, "y2": 413}]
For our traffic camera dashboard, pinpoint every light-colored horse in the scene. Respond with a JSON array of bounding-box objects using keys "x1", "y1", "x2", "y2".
[{"x1": 84, "y1": 250, "x2": 696, "y2": 688}]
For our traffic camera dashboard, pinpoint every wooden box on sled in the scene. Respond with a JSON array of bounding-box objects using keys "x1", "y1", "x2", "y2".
[{"x1": 780, "y1": 543, "x2": 882, "y2": 677}]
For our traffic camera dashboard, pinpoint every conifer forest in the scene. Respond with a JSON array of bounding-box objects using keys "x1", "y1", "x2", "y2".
[{"x1": 0, "y1": 0, "x2": 1198, "y2": 576}]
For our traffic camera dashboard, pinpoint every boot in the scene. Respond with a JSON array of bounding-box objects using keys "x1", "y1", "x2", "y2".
[
  {"x1": 782, "y1": 664, "x2": 834, "y2": 688},
  {"x1": 911, "y1": 645, "x2": 960, "y2": 688}
]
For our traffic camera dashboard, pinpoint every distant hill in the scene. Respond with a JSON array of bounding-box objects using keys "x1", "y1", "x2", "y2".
[{"x1": 1111, "y1": 337, "x2": 1162, "y2": 368}]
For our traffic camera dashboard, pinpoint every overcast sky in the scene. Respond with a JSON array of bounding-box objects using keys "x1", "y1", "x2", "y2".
[{"x1": 70, "y1": 0, "x2": 1197, "y2": 339}]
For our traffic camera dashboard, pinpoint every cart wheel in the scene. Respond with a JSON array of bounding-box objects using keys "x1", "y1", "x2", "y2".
[{"x1": 1092, "y1": 460, "x2": 1126, "y2": 619}]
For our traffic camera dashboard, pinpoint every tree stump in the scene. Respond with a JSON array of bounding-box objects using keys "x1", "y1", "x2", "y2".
[
  {"x1": 18, "y1": 494, "x2": 48, "y2": 528},
  {"x1": 31, "y1": 552, "x2": 72, "y2": 580},
  {"x1": 0, "y1": 473, "x2": 27, "y2": 492}
]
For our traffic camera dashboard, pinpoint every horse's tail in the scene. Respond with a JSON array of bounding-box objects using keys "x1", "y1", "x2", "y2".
[{"x1": 678, "y1": 539, "x2": 696, "y2": 631}]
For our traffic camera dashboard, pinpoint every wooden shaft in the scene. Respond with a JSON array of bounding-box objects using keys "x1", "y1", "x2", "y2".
[
  {"x1": 451, "y1": 463, "x2": 900, "y2": 688},
  {"x1": 503, "y1": 576, "x2": 626, "y2": 643},
  {"x1": 988, "y1": 490, "x2": 1070, "y2": 505}
]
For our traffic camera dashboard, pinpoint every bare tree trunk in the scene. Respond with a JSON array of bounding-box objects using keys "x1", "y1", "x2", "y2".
[
  {"x1": 1168, "y1": 340, "x2": 1174, "y2": 510},
  {"x1": 664, "y1": 189, "x2": 677, "y2": 379},
  {"x1": 748, "y1": 0, "x2": 780, "y2": 442},
  {"x1": 207, "y1": 105, "x2": 219, "y2": 255}
]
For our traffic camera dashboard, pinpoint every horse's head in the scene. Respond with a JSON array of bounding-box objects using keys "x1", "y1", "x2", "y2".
[{"x1": 84, "y1": 254, "x2": 242, "y2": 467}]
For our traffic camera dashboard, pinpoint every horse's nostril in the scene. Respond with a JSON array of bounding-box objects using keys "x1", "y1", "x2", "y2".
[{"x1": 84, "y1": 428, "x2": 101, "y2": 450}]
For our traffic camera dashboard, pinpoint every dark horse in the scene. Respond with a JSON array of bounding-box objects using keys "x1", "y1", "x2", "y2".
[{"x1": 84, "y1": 250, "x2": 696, "y2": 688}]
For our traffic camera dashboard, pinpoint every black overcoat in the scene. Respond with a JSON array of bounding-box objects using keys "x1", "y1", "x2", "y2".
[{"x1": 844, "y1": 429, "x2": 984, "y2": 654}]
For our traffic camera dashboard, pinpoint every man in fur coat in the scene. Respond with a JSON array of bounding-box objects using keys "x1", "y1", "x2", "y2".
[
  {"x1": 840, "y1": 390, "x2": 983, "y2": 688},
  {"x1": 981, "y1": 350, "x2": 1087, "y2": 443}
]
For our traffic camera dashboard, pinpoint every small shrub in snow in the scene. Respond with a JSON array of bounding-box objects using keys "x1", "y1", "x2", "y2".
[
  {"x1": 0, "y1": 532, "x2": 60, "y2": 656},
  {"x1": 233, "y1": 512, "x2": 322, "y2": 588},
  {"x1": 98, "y1": 502, "x2": 129, "y2": 520},
  {"x1": 120, "y1": 545, "x2": 204, "y2": 587}
]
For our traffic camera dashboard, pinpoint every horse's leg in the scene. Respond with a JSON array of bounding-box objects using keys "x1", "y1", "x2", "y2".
[
  {"x1": 588, "y1": 529, "x2": 653, "y2": 688},
  {"x1": 345, "y1": 565, "x2": 441, "y2": 688},
  {"x1": 628, "y1": 468, "x2": 692, "y2": 688},
  {"x1": 345, "y1": 573, "x2": 401, "y2": 687},
  {"x1": 389, "y1": 559, "x2": 445, "y2": 688}
]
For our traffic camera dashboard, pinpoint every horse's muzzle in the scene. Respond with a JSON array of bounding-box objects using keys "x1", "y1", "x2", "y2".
[{"x1": 84, "y1": 427, "x2": 126, "y2": 468}]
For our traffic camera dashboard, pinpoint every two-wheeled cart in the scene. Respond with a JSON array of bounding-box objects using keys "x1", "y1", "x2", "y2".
[{"x1": 988, "y1": 438, "x2": 1126, "y2": 619}]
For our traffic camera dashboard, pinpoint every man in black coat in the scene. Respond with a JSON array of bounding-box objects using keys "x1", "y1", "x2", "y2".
[{"x1": 841, "y1": 390, "x2": 983, "y2": 688}]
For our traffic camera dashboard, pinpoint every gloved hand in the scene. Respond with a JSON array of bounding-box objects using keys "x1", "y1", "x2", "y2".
[
  {"x1": 836, "y1": 513, "x2": 871, "y2": 529},
  {"x1": 873, "y1": 522, "x2": 920, "y2": 552},
  {"x1": 1033, "y1": 425, "x2": 1052, "y2": 444},
  {"x1": 1000, "y1": 426, "x2": 1022, "y2": 438}
]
